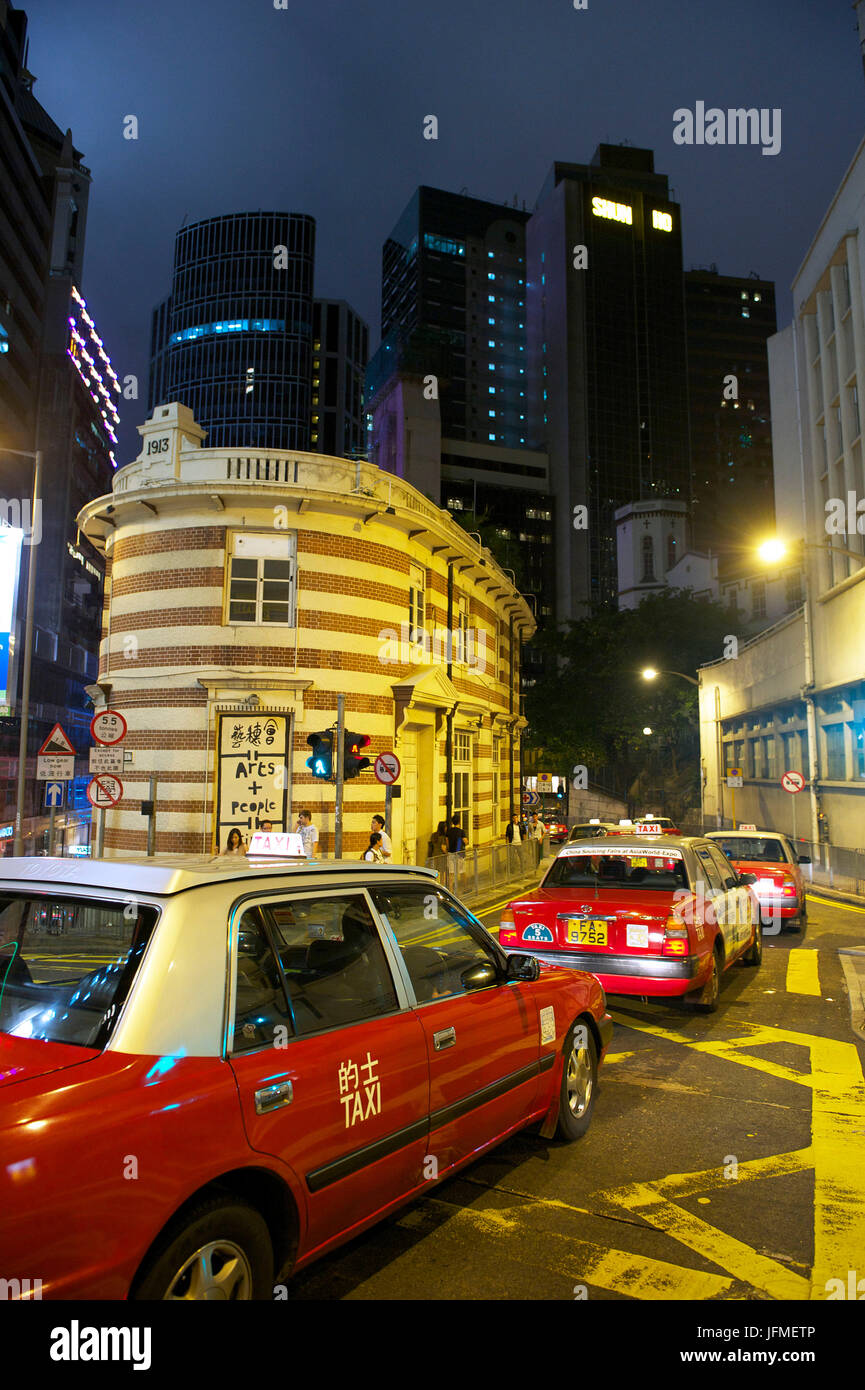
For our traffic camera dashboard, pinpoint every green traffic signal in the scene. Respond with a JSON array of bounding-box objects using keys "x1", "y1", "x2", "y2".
[{"x1": 306, "y1": 730, "x2": 334, "y2": 780}]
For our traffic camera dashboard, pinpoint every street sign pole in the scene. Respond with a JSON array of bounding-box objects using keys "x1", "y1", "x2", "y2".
[
  {"x1": 48, "y1": 802, "x2": 56, "y2": 855},
  {"x1": 334, "y1": 693, "x2": 345, "y2": 860},
  {"x1": 12, "y1": 448, "x2": 42, "y2": 858},
  {"x1": 385, "y1": 782, "x2": 392, "y2": 838},
  {"x1": 146, "y1": 775, "x2": 157, "y2": 857},
  {"x1": 792, "y1": 789, "x2": 797, "y2": 847},
  {"x1": 97, "y1": 807, "x2": 105, "y2": 859}
]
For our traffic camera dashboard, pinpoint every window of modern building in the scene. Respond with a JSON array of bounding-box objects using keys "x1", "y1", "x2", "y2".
[
  {"x1": 824, "y1": 724, "x2": 846, "y2": 781},
  {"x1": 785, "y1": 571, "x2": 803, "y2": 605},
  {"x1": 227, "y1": 531, "x2": 296, "y2": 626},
  {"x1": 856, "y1": 727, "x2": 865, "y2": 780}
]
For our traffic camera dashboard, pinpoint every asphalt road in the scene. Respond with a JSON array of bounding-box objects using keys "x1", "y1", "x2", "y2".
[{"x1": 283, "y1": 890, "x2": 865, "y2": 1302}]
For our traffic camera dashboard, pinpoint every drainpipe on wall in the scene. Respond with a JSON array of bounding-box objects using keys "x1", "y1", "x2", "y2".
[{"x1": 714, "y1": 685, "x2": 724, "y2": 828}]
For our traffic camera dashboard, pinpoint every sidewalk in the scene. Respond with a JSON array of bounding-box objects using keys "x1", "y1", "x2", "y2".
[{"x1": 805, "y1": 881, "x2": 865, "y2": 912}]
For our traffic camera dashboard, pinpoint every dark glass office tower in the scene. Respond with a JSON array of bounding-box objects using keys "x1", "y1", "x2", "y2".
[
  {"x1": 685, "y1": 267, "x2": 776, "y2": 560},
  {"x1": 527, "y1": 146, "x2": 692, "y2": 616},
  {"x1": 148, "y1": 212, "x2": 316, "y2": 451},
  {"x1": 311, "y1": 299, "x2": 368, "y2": 458},
  {"x1": 374, "y1": 186, "x2": 530, "y2": 447}
]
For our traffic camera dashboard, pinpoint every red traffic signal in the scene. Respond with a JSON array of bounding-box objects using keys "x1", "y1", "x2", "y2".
[{"x1": 343, "y1": 731, "x2": 371, "y2": 779}]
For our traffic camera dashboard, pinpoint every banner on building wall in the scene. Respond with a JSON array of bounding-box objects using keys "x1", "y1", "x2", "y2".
[{"x1": 215, "y1": 712, "x2": 289, "y2": 853}]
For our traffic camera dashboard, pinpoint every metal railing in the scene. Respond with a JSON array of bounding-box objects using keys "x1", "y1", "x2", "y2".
[
  {"x1": 424, "y1": 838, "x2": 545, "y2": 906},
  {"x1": 792, "y1": 839, "x2": 865, "y2": 899}
]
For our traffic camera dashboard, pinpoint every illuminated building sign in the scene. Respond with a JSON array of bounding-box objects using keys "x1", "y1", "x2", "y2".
[
  {"x1": 592, "y1": 196, "x2": 632, "y2": 226},
  {"x1": 652, "y1": 210, "x2": 673, "y2": 231},
  {"x1": 67, "y1": 286, "x2": 122, "y2": 466}
]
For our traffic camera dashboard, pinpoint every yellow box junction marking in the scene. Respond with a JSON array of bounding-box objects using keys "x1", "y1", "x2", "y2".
[
  {"x1": 786, "y1": 949, "x2": 821, "y2": 996},
  {"x1": 605, "y1": 1009, "x2": 865, "y2": 1299}
]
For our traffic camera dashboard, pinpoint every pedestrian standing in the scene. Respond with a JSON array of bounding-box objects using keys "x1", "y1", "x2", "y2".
[
  {"x1": 505, "y1": 813, "x2": 522, "y2": 845},
  {"x1": 362, "y1": 831, "x2": 385, "y2": 863},
  {"x1": 371, "y1": 814, "x2": 392, "y2": 859},
  {"x1": 295, "y1": 809, "x2": 319, "y2": 859}
]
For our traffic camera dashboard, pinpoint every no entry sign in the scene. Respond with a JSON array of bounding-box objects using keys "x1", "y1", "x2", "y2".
[
  {"x1": 374, "y1": 752, "x2": 401, "y2": 785},
  {"x1": 782, "y1": 769, "x2": 805, "y2": 794}
]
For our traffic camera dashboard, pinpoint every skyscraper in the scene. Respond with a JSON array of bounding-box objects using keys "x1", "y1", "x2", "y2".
[
  {"x1": 149, "y1": 212, "x2": 316, "y2": 451},
  {"x1": 0, "y1": 1, "x2": 118, "y2": 851},
  {"x1": 685, "y1": 267, "x2": 776, "y2": 559},
  {"x1": 310, "y1": 299, "x2": 368, "y2": 458},
  {"x1": 367, "y1": 186, "x2": 555, "y2": 678},
  {"x1": 526, "y1": 145, "x2": 692, "y2": 616}
]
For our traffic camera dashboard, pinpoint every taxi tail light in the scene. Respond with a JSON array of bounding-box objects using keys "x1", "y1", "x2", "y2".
[
  {"x1": 662, "y1": 916, "x2": 689, "y2": 957},
  {"x1": 500, "y1": 907, "x2": 517, "y2": 937}
]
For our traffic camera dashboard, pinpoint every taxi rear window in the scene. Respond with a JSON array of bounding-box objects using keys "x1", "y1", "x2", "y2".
[
  {"x1": 715, "y1": 838, "x2": 787, "y2": 863},
  {"x1": 546, "y1": 851, "x2": 688, "y2": 890}
]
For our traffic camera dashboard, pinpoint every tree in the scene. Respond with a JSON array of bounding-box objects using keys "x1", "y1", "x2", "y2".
[{"x1": 524, "y1": 590, "x2": 739, "y2": 817}]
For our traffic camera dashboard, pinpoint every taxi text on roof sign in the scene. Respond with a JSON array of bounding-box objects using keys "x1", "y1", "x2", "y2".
[{"x1": 246, "y1": 831, "x2": 306, "y2": 858}]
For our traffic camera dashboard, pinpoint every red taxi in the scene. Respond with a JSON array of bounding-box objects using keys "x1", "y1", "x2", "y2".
[
  {"x1": 705, "y1": 829, "x2": 809, "y2": 930},
  {"x1": 500, "y1": 835, "x2": 761, "y2": 1012},
  {"x1": 546, "y1": 819, "x2": 569, "y2": 844},
  {"x1": 633, "y1": 816, "x2": 681, "y2": 835},
  {"x1": 0, "y1": 852, "x2": 612, "y2": 1300}
]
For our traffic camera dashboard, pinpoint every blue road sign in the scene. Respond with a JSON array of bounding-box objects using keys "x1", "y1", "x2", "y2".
[{"x1": 44, "y1": 782, "x2": 65, "y2": 809}]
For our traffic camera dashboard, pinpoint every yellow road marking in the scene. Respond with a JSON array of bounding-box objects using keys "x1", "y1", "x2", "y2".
[
  {"x1": 606, "y1": 1012, "x2": 865, "y2": 1298},
  {"x1": 418, "y1": 1194, "x2": 736, "y2": 1299},
  {"x1": 786, "y1": 949, "x2": 821, "y2": 996},
  {"x1": 806, "y1": 893, "x2": 865, "y2": 915},
  {"x1": 600, "y1": 1179, "x2": 809, "y2": 1300}
]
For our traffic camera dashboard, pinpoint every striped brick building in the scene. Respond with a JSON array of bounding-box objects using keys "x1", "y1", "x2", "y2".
[{"x1": 76, "y1": 403, "x2": 534, "y2": 860}]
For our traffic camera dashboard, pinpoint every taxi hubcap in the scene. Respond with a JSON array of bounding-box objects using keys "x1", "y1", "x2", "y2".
[
  {"x1": 566, "y1": 1044, "x2": 593, "y2": 1117},
  {"x1": 164, "y1": 1239, "x2": 252, "y2": 1300}
]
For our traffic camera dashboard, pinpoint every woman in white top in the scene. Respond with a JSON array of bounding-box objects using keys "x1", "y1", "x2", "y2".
[{"x1": 363, "y1": 832, "x2": 385, "y2": 863}]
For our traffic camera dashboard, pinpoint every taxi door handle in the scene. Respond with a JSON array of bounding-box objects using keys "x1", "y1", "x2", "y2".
[
  {"x1": 254, "y1": 1079, "x2": 293, "y2": 1114},
  {"x1": 433, "y1": 1027, "x2": 456, "y2": 1051}
]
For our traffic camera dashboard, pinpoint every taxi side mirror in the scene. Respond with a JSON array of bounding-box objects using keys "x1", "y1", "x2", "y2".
[
  {"x1": 737, "y1": 872, "x2": 758, "y2": 886},
  {"x1": 504, "y1": 953, "x2": 541, "y2": 982},
  {"x1": 797, "y1": 855, "x2": 811, "y2": 865},
  {"x1": 460, "y1": 961, "x2": 499, "y2": 991}
]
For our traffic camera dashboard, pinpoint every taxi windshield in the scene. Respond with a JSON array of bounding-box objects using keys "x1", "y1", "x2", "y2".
[
  {"x1": 546, "y1": 851, "x2": 688, "y2": 890},
  {"x1": 0, "y1": 894, "x2": 158, "y2": 1049},
  {"x1": 715, "y1": 837, "x2": 787, "y2": 863}
]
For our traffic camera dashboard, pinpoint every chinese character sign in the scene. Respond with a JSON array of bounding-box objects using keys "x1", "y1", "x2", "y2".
[
  {"x1": 216, "y1": 712, "x2": 288, "y2": 850},
  {"x1": 338, "y1": 1052, "x2": 381, "y2": 1128}
]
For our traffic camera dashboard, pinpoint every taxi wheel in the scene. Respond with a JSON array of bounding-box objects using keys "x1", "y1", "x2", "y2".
[
  {"x1": 132, "y1": 1196, "x2": 274, "y2": 1301},
  {"x1": 742, "y1": 916, "x2": 762, "y2": 966},
  {"x1": 555, "y1": 1024, "x2": 597, "y2": 1141},
  {"x1": 689, "y1": 946, "x2": 721, "y2": 1014}
]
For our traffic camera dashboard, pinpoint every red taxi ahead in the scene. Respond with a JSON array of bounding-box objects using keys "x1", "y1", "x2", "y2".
[
  {"x1": 501, "y1": 835, "x2": 762, "y2": 1011},
  {"x1": 705, "y1": 829, "x2": 809, "y2": 930},
  {"x1": 0, "y1": 854, "x2": 611, "y2": 1300}
]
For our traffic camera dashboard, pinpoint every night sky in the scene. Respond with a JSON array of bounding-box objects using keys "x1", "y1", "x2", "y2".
[{"x1": 23, "y1": 0, "x2": 865, "y2": 464}]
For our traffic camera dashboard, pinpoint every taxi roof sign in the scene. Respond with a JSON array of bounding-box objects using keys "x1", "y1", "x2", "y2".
[{"x1": 246, "y1": 831, "x2": 306, "y2": 859}]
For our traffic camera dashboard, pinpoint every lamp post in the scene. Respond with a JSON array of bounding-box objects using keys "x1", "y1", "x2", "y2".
[
  {"x1": 1, "y1": 447, "x2": 43, "y2": 856},
  {"x1": 641, "y1": 665, "x2": 699, "y2": 687}
]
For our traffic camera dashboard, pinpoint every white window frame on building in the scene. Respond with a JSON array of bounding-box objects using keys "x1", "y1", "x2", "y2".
[
  {"x1": 453, "y1": 729, "x2": 472, "y2": 824},
  {"x1": 226, "y1": 530, "x2": 297, "y2": 626},
  {"x1": 409, "y1": 563, "x2": 426, "y2": 644},
  {"x1": 454, "y1": 592, "x2": 470, "y2": 665}
]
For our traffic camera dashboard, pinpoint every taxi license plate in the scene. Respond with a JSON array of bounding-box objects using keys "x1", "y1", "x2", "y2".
[{"x1": 566, "y1": 918, "x2": 608, "y2": 946}]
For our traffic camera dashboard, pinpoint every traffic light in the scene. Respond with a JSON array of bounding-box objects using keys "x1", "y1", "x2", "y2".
[
  {"x1": 343, "y1": 731, "x2": 371, "y2": 779},
  {"x1": 306, "y1": 731, "x2": 334, "y2": 780},
  {"x1": 556, "y1": 786, "x2": 565, "y2": 800}
]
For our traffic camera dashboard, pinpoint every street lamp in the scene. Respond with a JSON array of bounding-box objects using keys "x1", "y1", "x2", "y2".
[
  {"x1": 641, "y1": 665, "x2": 699, "y2": 688},
  {"x1": 0, "y1": 447, "x2": 42, "y2": 856},
  {"x1": 642, "y1": 726, "x2": 653, "y2": 736}
]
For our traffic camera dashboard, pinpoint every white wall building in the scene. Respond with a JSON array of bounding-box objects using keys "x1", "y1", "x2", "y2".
[{"x1": 699, "y1": 133, "x2": 865, "y2": 850}]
